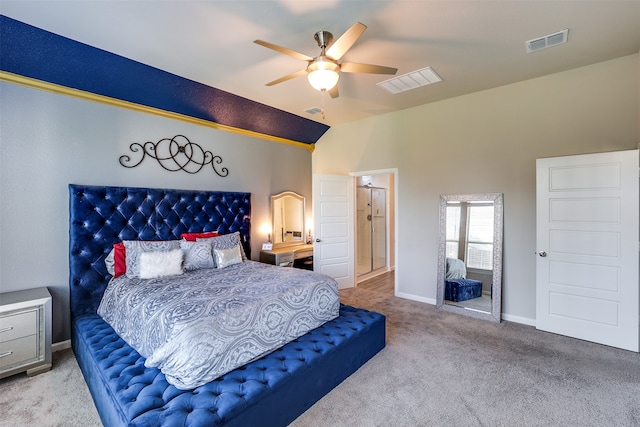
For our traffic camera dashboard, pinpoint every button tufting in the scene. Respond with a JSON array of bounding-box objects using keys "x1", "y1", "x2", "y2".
[{"x1": 70, "y1": 305, "x2": 385, "y2": 426}]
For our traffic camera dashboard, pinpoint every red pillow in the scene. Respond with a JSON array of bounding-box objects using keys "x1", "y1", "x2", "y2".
[
  {"x1": 181, "y1": 231, "x2": 220, "y2": 241},
  {"x1": 113, "y1": 242, "x2": 126, "y2": 278}
]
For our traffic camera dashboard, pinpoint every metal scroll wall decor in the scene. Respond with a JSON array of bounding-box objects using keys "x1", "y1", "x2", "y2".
[{"x1": 119, "y1": 135, "x2": 229, "y2": 177}]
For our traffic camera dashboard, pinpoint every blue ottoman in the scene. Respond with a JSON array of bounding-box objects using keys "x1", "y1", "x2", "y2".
[{"x1": 445, "y1": 279, "x2": 482, "y2": 302}]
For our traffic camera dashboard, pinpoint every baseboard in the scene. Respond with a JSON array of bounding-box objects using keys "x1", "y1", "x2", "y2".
[
  {"x1": 395, "y1": 292, "x2": 436, "y2": 306},
  {"x1": 501, "y1": 313, "x2": 536, "y2": 326},
  {"x1": 394, "y1": 292, "x2": 537, "y2": 327},
  {"x1": 357, "y1": 266, "x2": 394, "y2": 283},
  {"x1": 52, "y1": 339, "x2": 71, "y2": 353}
]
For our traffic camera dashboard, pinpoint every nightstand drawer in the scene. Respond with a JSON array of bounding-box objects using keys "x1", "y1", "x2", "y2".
[
  {"x1": 0, "y1": 309, "x2": 37, "y2": 343},
  {"x1": 276, "y1": 253, "x2": 294, "y2": 266},
  {"x1": 0, "y1": 335, "x2": 38, "y2": 369}
]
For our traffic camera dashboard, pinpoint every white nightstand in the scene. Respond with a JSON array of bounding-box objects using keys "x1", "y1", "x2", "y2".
[{"x1": 0, "y1": 287, "x2": 52, "y2": 378}]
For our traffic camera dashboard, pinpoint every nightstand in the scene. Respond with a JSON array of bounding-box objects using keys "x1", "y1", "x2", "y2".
[
  {"x1": 260, "y1": 248, "x2": 294, "y2": 267},
  {"x1": 0, "y1": 287, "x2": 52, "y2": 378}
]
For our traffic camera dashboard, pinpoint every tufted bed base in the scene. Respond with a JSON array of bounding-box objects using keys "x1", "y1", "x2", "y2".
[
  {"x1": 69, "y1": 184, "x2": 386, "y2": 426},
  {"x1": 73, "y1": 307, "x2": 385, "y2": 426}
]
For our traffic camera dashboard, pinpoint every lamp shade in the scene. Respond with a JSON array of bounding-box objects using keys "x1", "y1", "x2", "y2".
[{"x1": 307, "y1": 59, "x2": 340, "y2": 92}]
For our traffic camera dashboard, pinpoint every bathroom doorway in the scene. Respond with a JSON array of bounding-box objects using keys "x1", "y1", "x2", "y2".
[{"x1": 356, "y1": 174, "x2": 394, "y2": 280}]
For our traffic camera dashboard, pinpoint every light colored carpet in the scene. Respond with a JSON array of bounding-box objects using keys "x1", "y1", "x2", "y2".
[
  {"x1": 0, "y1": 346, "x2": 101, "y2": 426},
  {"x1": 1, "y1": 282, "x2": 639, "y2": 426}
]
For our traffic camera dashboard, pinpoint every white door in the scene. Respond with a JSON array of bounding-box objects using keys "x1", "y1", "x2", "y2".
[
  {"x1": 313, "y1": 174, "x2": 355, "y2": 289},
  {"x1": 536, "y1": 150, "x2": 639, "y2": 352}
]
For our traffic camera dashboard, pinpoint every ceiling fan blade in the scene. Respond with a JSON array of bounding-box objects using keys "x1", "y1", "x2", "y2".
[
  {"x1": 328, "y1": 85, "x2": 339, "y2": 99},
  {"x1": 265, "y1": 69, "x2": 308, "y2": 86},
  {"x1": 254, "y1": 40, "x2": 313, "y2": 62},
  {"x1": 340, "y1": 62, "x2": 398, "y2": 75},
  {"x1": 325, "y1": 22, "x2": 367, "y2": 60}
]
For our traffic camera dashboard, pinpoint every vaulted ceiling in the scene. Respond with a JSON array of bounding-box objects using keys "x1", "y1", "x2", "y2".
[{"x1": 2, "y1": 1, "x2": 640, "y2": 127}]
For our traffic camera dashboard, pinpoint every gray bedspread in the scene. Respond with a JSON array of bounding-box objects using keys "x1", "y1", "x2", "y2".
[{"x1": 97, "y1": 261, "x2": 339, "y2": 389}]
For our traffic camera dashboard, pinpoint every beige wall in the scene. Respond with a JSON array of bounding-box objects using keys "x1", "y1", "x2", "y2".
[{"x1": 313, "y1": 54, "x2": 639, "y2": 324}]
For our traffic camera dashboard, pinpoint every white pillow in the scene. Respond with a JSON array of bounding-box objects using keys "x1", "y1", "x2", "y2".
[
  {"x1": 213, "y1": 245, "x2": 243, "y2": 269},
  {"x1": 138, "y1": 249, "x2": 184, "y2": 279},
  {"x1": 123, "y1": 240, "x2": 181, "y2": 277}
]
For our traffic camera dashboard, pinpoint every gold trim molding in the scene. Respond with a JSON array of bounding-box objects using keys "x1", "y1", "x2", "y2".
[{"x1": 0, "y1": 71, "x2": 315, "y2": 151}]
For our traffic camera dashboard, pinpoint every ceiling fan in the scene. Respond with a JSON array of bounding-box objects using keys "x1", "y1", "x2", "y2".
[{"x1": 254, "y1": 22, "x2": 397, "y2": 98}]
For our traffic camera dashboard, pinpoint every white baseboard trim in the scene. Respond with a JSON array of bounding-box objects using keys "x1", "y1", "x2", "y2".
[
  {"x1": 393, "y1": 292, "x2": 537, "y2": 327},
  {"x1": 52, "y1": 339, "x2": 71, "y2": 353},
  {"x1": 357, "y1": 266, "x2": 393, "y2": 284},
  {"x1": 502, "y1": 313, "x2": 536, "y2": 326},
  {"x1": 395, "y1": 292, "x2": 436, "y2": 306}
]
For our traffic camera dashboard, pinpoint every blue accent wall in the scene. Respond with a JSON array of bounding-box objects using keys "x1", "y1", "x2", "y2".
[{"x1": 0, "y1": 15, "x2": 329, "y2": 144}]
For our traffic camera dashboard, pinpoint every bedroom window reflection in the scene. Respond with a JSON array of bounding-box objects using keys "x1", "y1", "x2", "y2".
[
  {"x1": 445, "y1": 204, "x2": 461, "y2": 258},
  {"x1": 446, "y1": 202, "x2": 494, "y2": 271},
  {"x1": 466, "y1": 204, "x2": 494, "y2": 270}
]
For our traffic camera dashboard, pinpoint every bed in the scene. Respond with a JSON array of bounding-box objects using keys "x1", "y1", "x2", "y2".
[{"x1": 69, "y1": 184, "x2": 386, "y2": 426}]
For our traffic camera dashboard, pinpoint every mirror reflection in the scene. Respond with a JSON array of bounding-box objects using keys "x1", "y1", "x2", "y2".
[
  {"x1": 437, "y1": 193, "x2": 503, "y2": 322},
  {"x1": 271, "y1": 191, "x2": 306, "y2": 248}
]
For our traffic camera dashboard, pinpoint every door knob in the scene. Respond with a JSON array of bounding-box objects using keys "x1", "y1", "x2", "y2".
[
  {"x1": 538, "y1": 251, "x2": 547, "y2": 257},
  {"x1": 315, "y1": 238, "x2": 321, "y2": 243}
]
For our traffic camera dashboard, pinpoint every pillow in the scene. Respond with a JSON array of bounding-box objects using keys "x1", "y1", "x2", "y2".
[
  {"x1": 180, "y1": 240, "x2": 214, "y2": 271},
  {"x1": 213, "y1": 245, "x2": 243, "y2": 269},
  {"x1": 181, "y1": 231, "x2": 220, "y2": 242},
  {"x1": 446, "y1": 257, "x2": 467, "y2": 279},
  {"x1": 197, "y1": 232, "x2": 247, "y2": 266},
  {"x1": 138, "y1": 249, "x2": 184, "y2": 279},
  {"x1": 104, "y1": 242, "x2": 126, "y2": 278},
  {"x1": 123, "y1": 240, "x2": 181, "y2": 278}
]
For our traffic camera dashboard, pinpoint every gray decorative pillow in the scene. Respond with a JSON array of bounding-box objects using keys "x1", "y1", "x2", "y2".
[
  {"x1": 197, "y1": 232, "x2": 247, "y2": 267},
  {"x1": 123, "y1": 240, "x2": 181, "y2": 278},
  {"x1": 180, "y1": 240, "x2": 215, "y2": 271},
  {"x1": 213, "y1": 245, "x2": 243, "y2": 269}
]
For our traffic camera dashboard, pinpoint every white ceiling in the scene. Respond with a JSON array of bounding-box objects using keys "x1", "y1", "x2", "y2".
[{"x1": 2, "y1": 1, "x2": 640, "y2": 126}]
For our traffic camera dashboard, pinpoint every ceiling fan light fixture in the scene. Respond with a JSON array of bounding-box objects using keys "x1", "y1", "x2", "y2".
[{"x1": 307, "y1": 59, "x2": 340, "y2": 92}]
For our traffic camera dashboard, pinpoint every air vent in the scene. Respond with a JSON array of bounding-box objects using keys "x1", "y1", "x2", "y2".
[
  {"x1": 526, "y1": 29, "x2": 569, "y2": 53},
  {"x1": 305, "y1": 107, "x2": 322, "y2": 115},
  {"x1": 377, "y1": 66, "x2": 443, "y2": 94}
]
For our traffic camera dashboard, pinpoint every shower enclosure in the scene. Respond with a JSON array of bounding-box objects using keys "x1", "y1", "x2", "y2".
[{"x1": 356, "y1": 186, "x2": 386, "y2": 276}]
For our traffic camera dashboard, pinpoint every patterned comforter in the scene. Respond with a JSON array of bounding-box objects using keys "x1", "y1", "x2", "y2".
[{"x1": 97, "y1": 261, "x2": 339, "y2": 389}]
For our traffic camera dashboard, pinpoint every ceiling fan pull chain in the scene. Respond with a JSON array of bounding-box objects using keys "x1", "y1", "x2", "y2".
[{"x1": 321, "y1": 89, "x2": 326, "y2": 120}]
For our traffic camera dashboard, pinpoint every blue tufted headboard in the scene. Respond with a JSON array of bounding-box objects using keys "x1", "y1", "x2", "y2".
[{"x1": 69, "y1": 184, "x2": 251, "y2": 318}]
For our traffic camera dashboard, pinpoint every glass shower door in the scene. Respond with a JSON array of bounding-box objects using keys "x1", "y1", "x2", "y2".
[
  {"x1": 356, "y1": 186, "x2": 386, "y2": 276},
  {"x1": 371, "y1": 188, "x2": 386, "y2": 271},
  {"x1": 356, "y1": 187, "x2": 372, "y2": 276}
]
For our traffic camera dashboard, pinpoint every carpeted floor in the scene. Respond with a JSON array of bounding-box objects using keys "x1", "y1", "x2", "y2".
[{"x1": 1, "y1": 273, "x2": 639, "y2": 426}]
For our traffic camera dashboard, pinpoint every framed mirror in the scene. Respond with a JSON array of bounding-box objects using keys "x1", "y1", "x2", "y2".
[
  {"x1": 436, "y1": 193, "x2": 503, "y2": 322},
  {"x1": 271, "y1": 191, "x2": 306, "y2": 248}
]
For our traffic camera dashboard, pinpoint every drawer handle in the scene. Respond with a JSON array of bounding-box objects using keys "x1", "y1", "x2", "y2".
[
  {"x1": 0, "y1": 326, "x2": 13, "y2": 334},
  {"x1": 0, "y1": 351, "x2": 13, "y2": 358}
]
